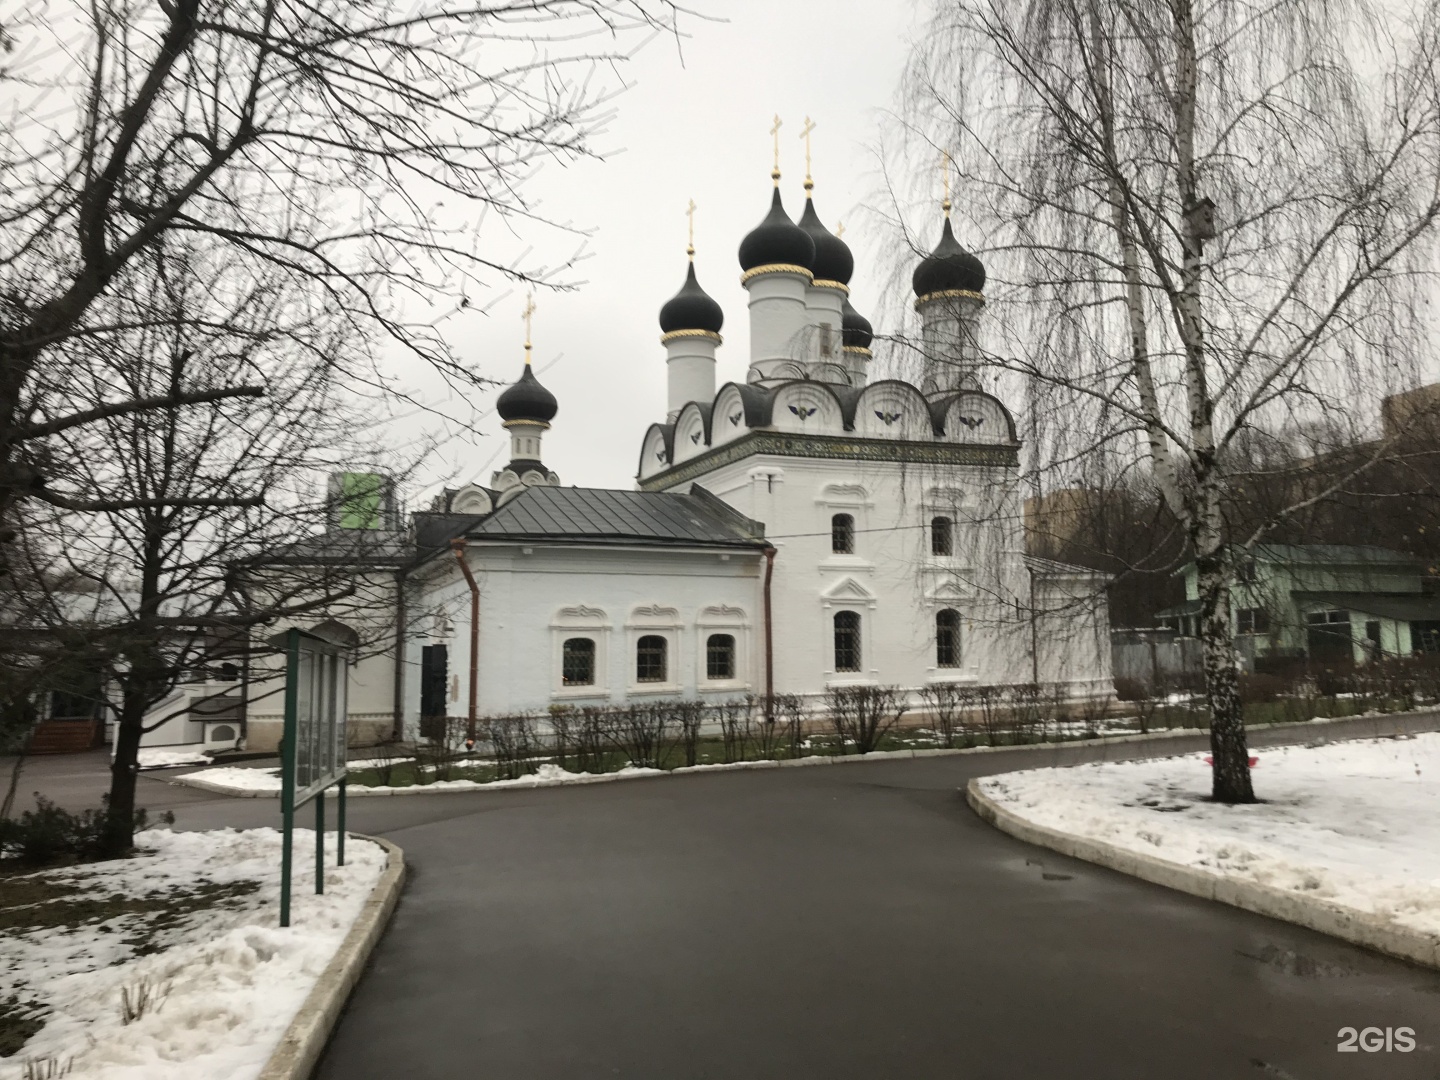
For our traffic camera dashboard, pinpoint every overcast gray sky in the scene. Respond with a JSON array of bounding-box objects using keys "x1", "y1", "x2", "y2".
[{"x1": 389, "y1": 1, "x2": 925, "y2": 503}]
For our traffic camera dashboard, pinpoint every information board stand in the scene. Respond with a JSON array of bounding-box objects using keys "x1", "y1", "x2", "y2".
[{"x1": 273, "y1": 627, "x2": 350, "y2": 927}]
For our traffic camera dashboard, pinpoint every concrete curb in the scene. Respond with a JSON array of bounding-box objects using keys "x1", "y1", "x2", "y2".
[
  {"x1": 170, "y1": 713, "x2": 1392, "y2": 800},
  {"x1": 257, "y1": 834, "x2": 406, "y2": 1080},
  {"x1": 965, "y1": 778, "x2": 1440, "y2": 971}
]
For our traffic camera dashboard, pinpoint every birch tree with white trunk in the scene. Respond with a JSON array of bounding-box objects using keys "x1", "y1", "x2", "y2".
[{"x1": 893, "y1": 0, "x2": 1440, "y2": 800}]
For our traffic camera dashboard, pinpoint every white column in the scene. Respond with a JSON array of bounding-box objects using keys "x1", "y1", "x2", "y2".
[
  {"x1": 745, "y1": 269, "x2": 812, "y2": 384},
  {"x1": 664, "y1": 332, "x2": 720, "y2": 421},
  {"x1": 505, "y1": 420, "x2": 547, "y2": 461},
  {"x1": 803, "y1": 282, "x2": 847, "y2": 378},
  {"x1": 915, "y1": 293, "x2": 985, "y2": 395}
]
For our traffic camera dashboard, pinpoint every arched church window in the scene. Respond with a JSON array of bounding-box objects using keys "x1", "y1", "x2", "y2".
[
  {"x1": 562, "y1": 638, "x2": 595, "y2": 686},
  {"x1": 931, "y1": 516, "x2": 953, "y2": 556},
  {"x1": 833, "y1": 611, "x2": 861, "y2": 672},
  {"x1": 706, "y1": 634, "x2": 736, "y2": 680},
  {"x1": 636, "y1": 635, "x2": 668, "y2": 683},
  {"x1": 831, "y1": 513, "x2": 854, "y2": 554},
  {"x1": 936, "y1": 609, "x2": 961, "y2": 668}
]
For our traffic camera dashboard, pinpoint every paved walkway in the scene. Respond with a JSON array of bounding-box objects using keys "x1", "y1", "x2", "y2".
[{"x1": 9, "y1": 714, "x2": 1439, "y2": 1077}]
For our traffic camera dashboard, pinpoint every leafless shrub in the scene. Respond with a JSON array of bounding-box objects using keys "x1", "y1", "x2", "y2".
[
  {"x1": 714, "y1": 699, "x2": 751, "y2": 763},
  {"x1": 488, "y1": 714, "x2": 543, "y2": 780},
  {"x1": 825, "y1": 685, "x2": 909, "y2": 755},
  {"x1": 973, "y1": 684, "x2": 1007, "y2": 746},
  {"x1": 24, "y1": 1057, "x2": 73, "y2": 1080},
  {"x1": 770, "y1": 693, "x2": 808, "y2": 759},
  {"x1": 1008, "y1": 684, "x2": 1043, "y2": 744},
  {"x1": 673, "y1": 700, "x2": 706, "y2": 767},
  {"x1": 917, "y1": 682, "x2": 974, "y2": 748},
  {"x1": 416, "y1": 716, "x2": 472, "y2": 782},
  {"x1": 1075, "y1": 690, "x2": 1113, "y2": 740},
  {"x1": 574, "y1": 707, "x2": 611, "y2": 774},
  {"x1": 548, "y1": 706, "x2": 577, "y2": 772},
  {"x1": 606, "y1": 702, "x2": 670, "y2": 770},
  {"x1": 746, "y1": 694, "x2": 785, "y2": 760},
  {"x1": 119, "y1": 976, "x2": 170, "y2": 1025}
]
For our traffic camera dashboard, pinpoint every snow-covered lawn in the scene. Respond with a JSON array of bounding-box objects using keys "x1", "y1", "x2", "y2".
[
  {"x1": 1, "y1": 828, "x2": 385, "y2": 1079},
  {"x1": 978, "y1": 733, "x2": 1440, "y2": 936},
  {"x1": 136, "y1": 746, "x2": 211, "y2": 769}
]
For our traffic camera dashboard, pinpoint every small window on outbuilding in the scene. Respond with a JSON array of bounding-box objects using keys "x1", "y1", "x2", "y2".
[
  {"x1": 931, "y1": 516, "x2": 953, "y2": 556},
  {"x1": 706, "y1": 634, "x2": 736, "y2": 681},
  {"x1": 636, "y1": 635, "x2": 668, "y2": 683},
  {"x1": 562, "y1": 638, "x2": 596, "y2": 686},
  {"x1": 936, "y1": 609, "x2": 961, "y2": 668},
  {"x1": 831, "y1": 513, "x2": 855, "y2": 555},
  {"x1": 834, "y1": 611, "x2": 862, "y2": 672}
]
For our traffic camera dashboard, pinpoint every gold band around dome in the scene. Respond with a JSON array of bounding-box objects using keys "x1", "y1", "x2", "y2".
[
  {"x1": 501, "y1": 419, "x2": 551, "y2": 430},
  {"x1": 660, "y1": 329, "x2": 723, "y2": 345},
  {"x1": 740, "y1": 263, "x2": 814, "y2": 286},
  {"x1": 810, "y1": 279, "x2": 850, "y2": 294},
  {"x1": 914, "y1": 289, "x2": 985, "y2": 309},
  {"x1": 843, "y1": 345, "x2": 873, "y2": 358}
]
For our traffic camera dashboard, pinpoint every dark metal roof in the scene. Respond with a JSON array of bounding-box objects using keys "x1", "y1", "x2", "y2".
[
  {"x1": 460, "y1": 485, "x2": 766, "y2": 548},
  {"x1": 265, "y1": 529, "x2": 414, "y2": 567},
  {"x1": 1292, "y1": 592, "x2": 1440, "y2": 622}
]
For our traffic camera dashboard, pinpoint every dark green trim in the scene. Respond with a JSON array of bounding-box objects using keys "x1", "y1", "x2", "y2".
[{"x1": 639, "y1": 431, "x2": 1019, "y2": 490}]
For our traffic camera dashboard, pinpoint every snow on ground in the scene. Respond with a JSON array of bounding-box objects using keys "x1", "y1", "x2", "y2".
[
  {"x1": 1, "y1": 828, "x2": 385, "y2": 1080},
  {"x1": 978, "y1": 733, "x2": 1440, "y2": 936},
  {"x1": 136, "y1": 746, "x2": 210, "y2": 769},
  {"x1": 188, "y1": 766, "x2": 283, "y2": 792}
]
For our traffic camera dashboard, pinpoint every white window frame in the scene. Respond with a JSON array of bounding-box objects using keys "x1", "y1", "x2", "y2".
[
  {"x1": 626, "y1": 604, "x2": 683, "y2": 695},
  {"x1": 550, "y1": 606, "x2": 611, "y2": 700},
  {"x1": 696, "y1": 605, "x2": 751, "y2": 691},
  {"x1": 816, "y1": 483, "x2": 874, "y2": 569}
]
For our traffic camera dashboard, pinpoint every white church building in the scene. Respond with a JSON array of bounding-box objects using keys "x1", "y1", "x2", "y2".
[{"x1": 235, "y1": 159, "x2": 1111, "y2": 750}]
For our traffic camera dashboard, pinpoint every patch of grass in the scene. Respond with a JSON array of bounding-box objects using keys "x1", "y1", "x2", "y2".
[
  {"x1": 0, "y1": 996, "x2": 46, "y2": 1058},
  {"x1": 0, "y1": 877, "x2": 258, "y2": 936}
]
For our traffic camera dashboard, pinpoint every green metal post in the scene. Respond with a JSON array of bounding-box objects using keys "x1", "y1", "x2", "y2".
[
  {"x1": 337, "y1": 777, "x2": 347, "y2": 866},
  {"x1": 280, "y1": 628, "x2": 300, "y2": 928},
  {"x1": 315, "y1": 786, "x2": 325, "y2": 895}
]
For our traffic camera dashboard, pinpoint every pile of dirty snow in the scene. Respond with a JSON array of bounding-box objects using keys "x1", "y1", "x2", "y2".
[{"x1": 1, "y1": 827, "x2": 386, "y2": 1079}]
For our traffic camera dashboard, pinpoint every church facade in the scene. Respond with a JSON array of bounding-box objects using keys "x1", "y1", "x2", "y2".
[{"x1": 238, "y1": 158, "x2": 1111, "y2": 749}]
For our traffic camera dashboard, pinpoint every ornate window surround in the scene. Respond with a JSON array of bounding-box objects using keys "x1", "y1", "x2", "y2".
[
  {"x1": 819, "y1": 577, "x2": 878, "y2": 686},
  {"x1": 625, "y1": 604, "x2": 683, "y2": 695},
  {"x1": 550, "y1": 605, "x2": 612, "y2": 700},
  {"x1": 695, "y1": 604, "x2": 751, "y2": 691}
]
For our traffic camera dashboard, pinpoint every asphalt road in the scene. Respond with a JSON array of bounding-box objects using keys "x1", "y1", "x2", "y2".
[{"x1": 11, "y1": 714, "x2": 1440, "y2": 1078}]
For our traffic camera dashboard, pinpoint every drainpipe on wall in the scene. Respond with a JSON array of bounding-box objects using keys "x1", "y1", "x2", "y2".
[
  {"x1": 451, "y1": 539, "x2": 480, "y2": 740},
  {"x1": 763, "y1": 545, "x2": 777, "y2": 721}
]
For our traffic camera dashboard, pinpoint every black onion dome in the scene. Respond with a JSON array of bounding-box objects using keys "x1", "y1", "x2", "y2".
[
  {"x1": 797, "y1": 197, "x2": 853, "y2": 285},
  {"x1": 912, "y1": 217, "x2": 986, "y2": 298},
  {"x1": 495, "y1": 364, "x2": 558, "y2": 424},
  {"x1": 659, "y1": 263, "x2": 724, "y2": 335},
  {"x1": 841, "y1": 298, "x2": 873, "y2": 350},
  {"x1": 738, "y1": 188, "x2": 815, "y2": 273}
]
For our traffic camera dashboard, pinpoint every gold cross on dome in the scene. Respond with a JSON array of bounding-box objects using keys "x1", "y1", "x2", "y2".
[
  {"x1": 799, "y1": 116, "x2": 816, "y2": 190},
  {"x1": 836, "y1": 220, "x2": 845, "y2": 239},
  {"x1": 770, "y1": 114, "x2": 783, "y2": 184},
  {"x1": 941, "y1": 150, "x2": 953, "y2": 218},
  {"x1": 686, "y1": 198, "x2": 696, "y2": 259},
  {"x1": 522, "y1": 294, "x2": 536, "y2": 364}
]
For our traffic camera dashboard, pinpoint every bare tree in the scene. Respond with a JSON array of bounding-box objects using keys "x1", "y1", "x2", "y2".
[
  {"x1": 893, "y1": 0, "x2": 1440, "y2": 800},
  {"x1": 3, "y1": 247, "x2": 407, "y2": 855},
  {"x1": 0, "y1": 0, "x2": 684, "y2": 534}
]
